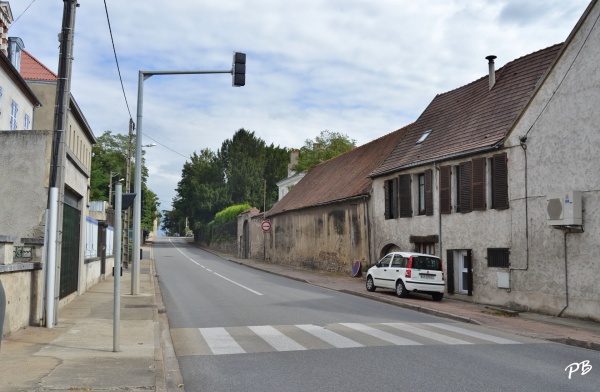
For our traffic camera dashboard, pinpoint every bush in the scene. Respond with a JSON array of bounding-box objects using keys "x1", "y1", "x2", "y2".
[{"x1": 212, "y1": 204, "x2": 252, "y2": 225}]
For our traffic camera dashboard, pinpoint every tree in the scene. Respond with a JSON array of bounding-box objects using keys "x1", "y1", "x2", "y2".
[
  {"x1": 172, "y1": 148, "x2": 229, "y2": 231},
  {"x1": 292, "y1": 130, "x2": 356, "y2": 172},
  {"x1": 90, "y1": 130, "x2": 158, "y2": 233}
]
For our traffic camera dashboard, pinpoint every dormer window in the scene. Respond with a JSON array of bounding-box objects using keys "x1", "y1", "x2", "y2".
[{"x1": 416, "y1": 130, "x2": 432, "y2": 144}]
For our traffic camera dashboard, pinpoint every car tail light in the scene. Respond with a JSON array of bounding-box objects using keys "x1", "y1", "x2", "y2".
[
  {"x1": 406, "y1": 256, "x2": 413, "y2": 278},
  {"x1": 405, "y1": 269, "x2": 411, "y2": 278}
]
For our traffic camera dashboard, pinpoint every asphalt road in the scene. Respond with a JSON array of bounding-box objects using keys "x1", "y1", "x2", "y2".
[{"x1": 154, "y1": 237, "x2": 600, "y2": 392}]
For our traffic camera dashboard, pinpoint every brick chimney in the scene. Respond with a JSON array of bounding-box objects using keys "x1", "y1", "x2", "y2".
[{"x1": 0, "y1": 2, "x2": 13, "y2": 56}]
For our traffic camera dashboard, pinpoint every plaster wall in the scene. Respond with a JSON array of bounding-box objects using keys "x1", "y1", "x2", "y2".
[
  {"x1": 0, "y1": 130, "x2": 52, "y2": 243},
  {"x1": 0, "y1": 72, "x2": 35, "y2": 130},
  {"x1": 504, "y1": 3, "x2": 600, "y2": 319},
  {"x1": 268, "y1": 200, "x2": 370, "y2": 274},
  {"x1": 0, "y1": 269, "x2": 42, "y2": 336}
]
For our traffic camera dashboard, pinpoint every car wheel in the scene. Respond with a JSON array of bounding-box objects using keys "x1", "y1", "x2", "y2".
[
  {"x1": 432, "y1": 292, "x2": 443, "y2": 301},
  {"x1": 396, "y1": 280, "x2": 408, "y2": 298},
  {"x1": 366, "y1": 276, "x2": 376, "y2": 292}
]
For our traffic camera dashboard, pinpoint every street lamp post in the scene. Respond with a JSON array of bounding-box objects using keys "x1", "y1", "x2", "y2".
[{"x1": 132, "y1": 53, "x2": 245, "y2": 295}]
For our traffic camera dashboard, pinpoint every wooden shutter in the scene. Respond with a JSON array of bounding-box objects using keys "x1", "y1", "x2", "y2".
[
  {"x1": 384, "y1": 180, "x2": 390, "y2": 219},
  {"x1": 446, "y1": 250, "x2": 454, "y2": 294},
  {"x1": 399, "y1": 174, "x2": 412, "y2": 218},
  {"x1": 439, "y1": 165, "x2": 451, "y2": 214},
  {"x1": 492, "y1": 153, "x2": 509, "y2": 210},
  {"x1": 459, "y1": 161, "x2": 472, "y2": 213},
  {"x1": 466, "y1": 249, "x2": 473, "y2": 296},
  {"x1": 391, "y1": 177, "x2": 399, "y2": 218},
  {"x1": 425, "y1": 169, "x2": 434, "y2": 216},
  {"x1": 472, "y1": 158, "x2": 486, "y2": 211}
]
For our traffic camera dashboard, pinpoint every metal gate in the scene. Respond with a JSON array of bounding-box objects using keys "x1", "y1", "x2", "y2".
[{"x1": 60, "y1": 203, "x2": 81, "y2": 299}]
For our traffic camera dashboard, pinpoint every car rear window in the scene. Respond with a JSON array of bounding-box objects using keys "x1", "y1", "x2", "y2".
[{"x1": 411, "y1": 256, "x2": 441, "y2": 270}]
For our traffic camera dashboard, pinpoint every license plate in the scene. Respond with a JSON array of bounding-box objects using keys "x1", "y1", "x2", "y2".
[{"x1": 419, "y1": 274, "x2": 435, "y2": 280}]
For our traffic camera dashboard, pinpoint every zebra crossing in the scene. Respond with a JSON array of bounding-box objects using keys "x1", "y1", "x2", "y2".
[{"x1": 171, "y1": 322, "x2": 534, "y2": 357}]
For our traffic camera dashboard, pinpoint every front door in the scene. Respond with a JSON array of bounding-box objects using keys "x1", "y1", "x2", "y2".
[
  {"x1": 372, "y1": 254, "x2": 393, "y2": 288},
  {"x1": 457, "y1": 250, "x2": 473, "y2": 296}
]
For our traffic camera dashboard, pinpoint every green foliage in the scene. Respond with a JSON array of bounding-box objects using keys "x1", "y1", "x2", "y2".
[
  {"x1": 212, "y1": 204, "x2": 252, "y2": 225},
  {"x1": 170, "y1": 129, "x2": 289, "y2": 236},
  {"x1": 91, "y1": 130, "x2": 158, "y2": 233},
  {"x1": 292, "y1": 130, "x2": 356, "y2": 173}
]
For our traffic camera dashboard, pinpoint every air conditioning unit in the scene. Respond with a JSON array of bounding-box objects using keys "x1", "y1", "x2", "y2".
[{"x1": 546, "y1": 191, "x2": 582, "y2": 226}]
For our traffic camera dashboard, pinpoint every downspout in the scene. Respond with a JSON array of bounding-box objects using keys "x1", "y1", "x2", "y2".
[
  {"x1": 435, "y1": 163, "x2": 443, "y2": 260},
  {"x1": 558, "y1": 231, "x2": 570, "y2": 317},
  {"x1": 508, "y1": 136, "x2": 530, "y2": 292},
  {"x1": 364, "y1": 195, "x2": 372, "y2": 267}
]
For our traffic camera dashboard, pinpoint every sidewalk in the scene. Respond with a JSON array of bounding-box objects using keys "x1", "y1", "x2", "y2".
[
  {"x1": 204, "y1": 247, "x2": 600, "y2": 352},
  {"x1": 0, "y1": 245, "x2": 182, "y2": 392}
]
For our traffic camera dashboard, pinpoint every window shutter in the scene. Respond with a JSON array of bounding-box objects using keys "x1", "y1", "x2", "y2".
[
  {"x1": 492, "y1": 153, "x2": 509, "y2": 210},
  {"x1": 439, "y1": 165, "x2": 451, "y2": 214},
  {"x1": 399, "y1": 174, "x2": 412, "y2": 218},
  {"x1": 446, "y1": 250, "x2": 454, "y2": 294},
  {"x1": 392, "y1": 177, "x2": 399, "y2": 218},
  {"x1": 459, "y1": 161, "x2": 472, "y2": 213},
  {"x1": 425, "y1": 169, "x2": 433, "y2": 216},
  {"x1": 472, "y1": 158, "x2": 486, "y2": 211},
  {"x1": 384, "y1": 181, "x2": 390, "y2": 219}
]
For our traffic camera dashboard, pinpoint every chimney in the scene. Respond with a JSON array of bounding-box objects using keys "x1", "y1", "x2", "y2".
[
  {"x1": 486, "y1": 55, "x2": 497, "y2": 90},
  {"x1": 7, "y1": 36, "x2": 23, "y2": 71},
  {"x1": 0, "y1": 2, "x2": 13, "y2": 55}
]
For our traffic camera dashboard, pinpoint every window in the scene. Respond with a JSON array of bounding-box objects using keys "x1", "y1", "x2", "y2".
[
  {"x1": 416, "y1": 130, "x2": 432, "y2": 144},
  {"x1": 24, "y1": 113, "x2": 31, "y2": 130},
  {"x1": 472, "y1": 158, "x2": 486, "y2": 210},
  {"x1": 417, "y1": 170, "x2": 434, "y2": 216},
  {"x1": 399, "y1": 174, "x2": 412, "y2": 217},
  {"x1": 415, "y1": 242, "x2": 435, "y2": 255},
  {"x1": 10, "y1": 100, "x2": 18, "y2": 130},
  {"x1": 391, "y1": 256, "x2": 407, "y2": 268},
  {"x1": 384, "y1": 178, "x2": 398, "y2": 219},
  {"x1": 418, "y1": 174, "x2": 425, "y2": 214},
  {"x1": 487, "y1": 248, "x2": 509, "y2": 268},
  {"x1": 378, "y1": 254, "x2": 393, "y2": 267}
]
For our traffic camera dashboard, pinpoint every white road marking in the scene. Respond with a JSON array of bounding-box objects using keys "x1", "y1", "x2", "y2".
[
  {"x1": 424, "y1": 323, "x2": 520, "y2": 344},
  {"x1": 199, "y1": 327, "x2": 246, "y2": 355},
  {"x1": 248, "y1": 325, "x2": 306, "y2": 351},
  {"x1": 168, "y1": 239, "x2": 263, "y2": 296},
  {"x1": 340, "y1": 323, "x2": 421, "y2": 345},
  {"x1": 384, "y1": 322, "x2": 472, "y2": 345},
  {"x1": 296, "y1": 324, "x2": 363, "y2": 348}
]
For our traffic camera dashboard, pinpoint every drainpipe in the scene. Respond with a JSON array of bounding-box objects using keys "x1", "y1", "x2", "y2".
[
  {"x1": 0, "y1": 277, "x2": 5, "y2": 349},
  {"x1": 558, "y1": 231, "x2": 570, "y2": 317},
  {"x1": 508, "y1": 136, "x2": 530, "y2": 293},
  {"x1": 364, "y1": 196, "x2": 372, "y2": 267}
]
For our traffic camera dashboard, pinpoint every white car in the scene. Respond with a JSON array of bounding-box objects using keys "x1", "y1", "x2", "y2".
[{"x1": 365, "y1": 252, "x2": 445, "y2": 301}]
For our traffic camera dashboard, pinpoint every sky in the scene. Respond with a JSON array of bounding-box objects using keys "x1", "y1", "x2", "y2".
[{"x1": 8, "y1": 0, "x2": 591, "y2": 215}]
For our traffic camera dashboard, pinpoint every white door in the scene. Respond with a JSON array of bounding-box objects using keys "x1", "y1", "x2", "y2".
[{"x1": 457, "y1": 250, "x2": 469, "y2": 294}]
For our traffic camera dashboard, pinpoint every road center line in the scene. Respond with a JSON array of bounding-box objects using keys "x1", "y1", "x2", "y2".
[{"x1": 213, "y1": 272, "x2": 263, "y2": 296}]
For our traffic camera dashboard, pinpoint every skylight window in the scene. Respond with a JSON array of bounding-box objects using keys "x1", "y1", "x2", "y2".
[{"x1": 416, "y1": 130, "x2": 432, "y2": 144}]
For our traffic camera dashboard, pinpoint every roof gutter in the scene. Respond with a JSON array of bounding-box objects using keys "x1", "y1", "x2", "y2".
[
  {"x1": 266, "y1": 194, "x2": 368, "y2": 218},
  {"x1": 370, "y1": 143, "x2": 503, "y2": 179}
]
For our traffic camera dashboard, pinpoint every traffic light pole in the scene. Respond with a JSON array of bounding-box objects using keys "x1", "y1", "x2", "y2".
[{"x1": 132, "y1": 54, "x2": 245, "y2": 295}]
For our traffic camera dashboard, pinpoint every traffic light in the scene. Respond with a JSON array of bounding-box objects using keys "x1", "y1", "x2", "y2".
[{"x1": 232, "y1": 52, "x2": 246, "y2": 87}]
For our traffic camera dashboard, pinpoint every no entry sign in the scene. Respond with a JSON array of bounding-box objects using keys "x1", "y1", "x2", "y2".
[{"x1": 261, "y1": 220, "x2": 271, "y2": 233}]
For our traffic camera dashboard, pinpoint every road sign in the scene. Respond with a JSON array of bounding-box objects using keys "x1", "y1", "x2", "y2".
[{"x1": 261, "y1": 220, "x2": 271, "y2": 233}]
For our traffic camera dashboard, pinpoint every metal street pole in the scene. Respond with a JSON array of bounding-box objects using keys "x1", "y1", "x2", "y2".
[
  {"x1": 113, "y1": 181, "x2": 122, "y2": 352},
  {"x1": 132, "y1": 63, "x2": 241, "y2": 295}
]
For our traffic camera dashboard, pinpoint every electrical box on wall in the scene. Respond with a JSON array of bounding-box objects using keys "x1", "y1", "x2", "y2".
[{"x1": 546, "y1": 191, "x2": 582, "y2": 226}]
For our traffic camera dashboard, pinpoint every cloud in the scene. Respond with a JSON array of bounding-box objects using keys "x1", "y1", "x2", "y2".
[{"x1": 8, "y1": 0, "x2": 590, "y2": 212}]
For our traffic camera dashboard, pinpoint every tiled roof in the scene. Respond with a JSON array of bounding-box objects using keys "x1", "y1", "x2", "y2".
[
  {"x1": 371, "y1": 43, "x2": 563, "y2": 177},
  {"x1": 20, "y1": 49, "x2": 57, "y2": 81},
  {"x1": 266, "y1": 127, "x2": 409, "y2": 217}
]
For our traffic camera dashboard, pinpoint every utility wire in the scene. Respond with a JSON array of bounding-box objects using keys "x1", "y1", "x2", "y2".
[
  {"x1": 143, "y1": 133, "x2": 190, "y2": 159},
  {"x1": 9, "y1": 0, "x2": 36, "y2": 29},
  {"x1": 103, "y1": 0, "x2": 132, "y2": 119}
]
